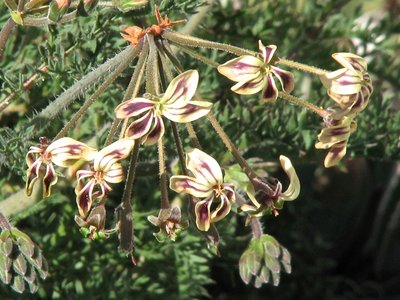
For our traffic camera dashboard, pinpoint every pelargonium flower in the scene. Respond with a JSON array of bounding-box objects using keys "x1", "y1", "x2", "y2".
[
  {"x1": 240, "y1": 156, "x2": 300, "y2": 219},
  {"x1": 75, "y1": 139, "x2": 134, "y2": 217},
  {"x1": 147, "y1": 207, "x2": 189, "y2": 242},
  {"x1": 320, "y1": 53, "x2": 373, "y2": 117},
  {"x1": 218, "y1": 41, "x2": 294, "y2": 102},
  {"x1": 315, "y1": 114, "x2": 357, "y2": 168},
  {"x1": 115, "y1": 70, "x2": 212, "y2": 145},
  {"x1": 170, "y1": 148, "x2": 235, "y2": 231},
  {"x1": 26, "y1": 137, "x2": 97, "y2": 197}
]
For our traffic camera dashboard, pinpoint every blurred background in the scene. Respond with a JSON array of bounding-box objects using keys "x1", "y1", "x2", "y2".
[{"x1": 1, "y1": 0, "x2": 399, "y2": 298}]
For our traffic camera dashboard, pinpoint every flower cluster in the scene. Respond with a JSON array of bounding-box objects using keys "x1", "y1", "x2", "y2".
[{"x1": 317, "y1": 53, "x2": 373, "y2": 167}]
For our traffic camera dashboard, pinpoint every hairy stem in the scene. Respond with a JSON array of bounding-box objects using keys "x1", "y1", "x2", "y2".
[
  {"x1": 162, "y1": 30, "x2": 255, "y2": 56},
  {"x1": 170, "y1": 121, "x2": 187, "y2": 174},
  {"x1": 207, "y1": 112, "x2": 258, "y2": 180},
  {"x1": 279, "y1": 92, "x2": 329, "y2": 118},
  {"x1": 25, "y1": 46, "x2": 137, "y2": 138},
  {"x1": 117, "y1": 141, "x2": 140, "y2": 254},
  {"x1": 158, "y1": 137, "x2": 170, "y2": 209},
  {"x1": 172, "y1": 42, "x2": 219, "y2": 68},
  {"x1": 145, "y1": 35, "x2": 160, "y2": 95},
  {"x1": 0, "y1": 18, "x2": 16, "y2": 61},
  {"x1": 250, "y1": 217, "x2": 263, "y2": 239},
  {"x1": 278, "y1": 58, "x2": 328, "y2": 76},
  {"x1": 119, "y1": 41, "x2": 149, "y2": 139},
  {"x1": 54, "y1": 46, "x2": 141, "y2": 140}
]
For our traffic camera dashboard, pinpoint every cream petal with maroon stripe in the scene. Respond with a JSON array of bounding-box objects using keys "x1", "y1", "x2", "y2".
[
  {"x1": 125, "y1": 110, "x2": 155, "y2": 141},
  {"x1": 75, "y1": 178, "x2": 96, "y2": 217},
  {"x1": 162, "y1": 70, "x2": 199, "y2": 105},
  {"x1": 43, "y1": 163, "x2": 58, "y2": 197},
  {"x1": 261, "y1": 74, "x2": 279, "y2": 102},
  {"x1": 94, "y1": 139, "x2": 134, "y2": 172},
  {"x1": 259, "y1": 42, "x2": 277, "y2": 64},
  {"x1": 103, "y1": 163, "x2": 125, "y2": 183},
  {"x1": 115, "y1": 97, "x2": 155, "y2": 119},
  {"x1": 170, "y1": 175, "x2": 213, "y2": 198},
  {"x1": 232, "y1": 72, "x2": 266, "y2": 95},
  {"x1": 324, "y1": 141, "x2": 348, "y2": 168},
  {"x1": 332, "y1": 53, "x2": 368, "y2": 73},
  {"x1": 194, "y1": 198, "x2": 213, "y2": 231},
  {"x1": 25, "y1": 160, "x2": 43, "y2": 196},
  {"x1": 163, "y1": 100, "x2": 212, "y2": 123},
  {"x1": 271, "y1": 66, "x2": 295, "y2": 94},
  {"x1": 47, "y1": 137, "x2": 97, "y2": 168},
  {"x1": 185, "y1": 148, "x2": 223, "y2": 187},
  {"x1": 142, "y1": 115, "x2": 165, "y2": 145},
  {"x1": 279, "y1": 156, "x2": 300, "y2": 201},
  {"x1": 217, "y1": 55, "x2": 263, "y2": 82}
]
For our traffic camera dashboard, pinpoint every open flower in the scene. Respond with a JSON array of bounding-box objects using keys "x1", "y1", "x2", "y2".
[
  {"x1": 170, "y1": 149, "x2": 235, "y2": 231},
  {"x1": 26, "y1": 137, "x2": 96, "y2": 197},
  {"x1": 315, "y1": 114, "x2": 357, "y2": 168},
  {"x1": 115, "y1": 70, "x2": 212, "y2": 145},
  {"x1": 147, "y1": 207, "x2": 189, "y2": 242},
  {"x1": 240, "y1": 156, "x2": 300, "y2": 219},
  {"x1": 75, "y1": 139, "x2": 134, "y2": 217},
  {"x1": 218, "y1": 41, "x2": 294, "y2": 102},
  {"x1": 320, "y1": 53, "x2": 373, "y2": 117}
]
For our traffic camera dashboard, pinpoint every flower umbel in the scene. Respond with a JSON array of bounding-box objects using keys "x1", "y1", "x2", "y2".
[
  {"x1": 320, "y1": 53, "x2": 373, "y2": 117},
  {"x1": 115, "y1": 70, "x2": 212, "y2": 145},
  {"x1": 315, "y1": 114, "x2": 357, "y2": 168},
  {"x1": 170, "y1": 149, "x2": 235, "y2": 231},
  {"x1": 75, "y1": 139, "x2": 134, "y2": 217},
  {"x1": 147, "y1": 207, "x2": 189, "y2": 242},
  {"x1": 240, "y1": 156, "x2": 300, "y2": 219},
  {"x1": 218, "y1": 41, "x2": 294, "y2": 102},
  {"x1": 26, "y1": 137, "x2": 97, "y2": 197}
]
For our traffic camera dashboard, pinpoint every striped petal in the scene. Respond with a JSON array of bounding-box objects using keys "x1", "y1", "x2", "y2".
[
  {"x1": 186, "y1": 148, "x2": 223, "y2": 186},
  {"x1": 261, "y1": 74, "x2": 278, "y2": 102},
  {"x1": 75, "y1": 178, "x2": 96, "y2": 217},
  {"x1": 218, "y1": 55, "x2": 263, "y2": 82},
  {"x1": 330, "y1": 71, "x2": 362, "y2": 95},
  {"x1": 94, "y1": 139, "x2": 134, "y2": 172},
  {"x1": 142, "y1": 115, "x2": 165, "y2": 145},
  {"x1": 47, "y1": 137, "x2": 97, "y2": 167},
  {"x1": 163, "y1": 100, "x2": 212, "y2": 123},
  {"x1": 271, "y1": 66, "x2": 295, "y2": 94},
  {"x1": 162, "y1": 70, "x2": 198, "y2": 105},
  {"x1": 125, "y1": 110, "x2": 154, "y2": 140},
  {"x1": 210, "y1": 185, "x2": 235, "y2": 223},
  {"x1": 194, "y1": 198, "x2": 213, "y2": 231},
  {"x1": 103, "y1": 162, "x2": 125, "y2": 183},
  {"x1": 324, "y1": 141, "x2": 347, "y2": 168},
  {"x1": 332, "y1": 53, "x2": 367, "y2": 73},
  {"x1": 25, "y1": 160, "x2": 42, "y2": 196},
  {"x1": 278, "y1": 156, "x2": 300, "y2": 201},
  {"x1": 115, "y1": 97, "x2": 155, "y2": 119},
  {"x1": 43, "y1": 163, "x2": 58, "y2": 197},
  {"x1": 259, "y1": 42, "x2": 277, "y2": 64},
  {"x1": 232, "y1": 72, "x2": 266, "y2": 95},
  {"x1": 170, "y1": 175, "x2": 213, "y2": 198}
]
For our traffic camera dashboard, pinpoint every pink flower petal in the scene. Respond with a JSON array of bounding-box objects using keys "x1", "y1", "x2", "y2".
[
  {"x1": 271, "y1": 66, "x2": 295, "y2": 93},
  {"x1": 163, "y1": 70, "x2": 199, "y2": 105},
  {"x1": 186, "y1": 148, "x2": 223, "y2": 186},
  {"x1": 194, "y1": 198, "x2": 213, "y2": 231},
  {"x1": 261, "y1": 74, "x2": 278, "y2": 102},
  {"x1": 259, "y1": 41, "x2": 277, "y2": 64},
  {"x1": 170, "y1": 175, "x2": 213, "y2": 198},
  {"x1": 163, "y1": 100, "x2": 212, "y2": 123},
  {"x1": 94, "y1": 139, "x2": 134, "y2": 172},
  {"x1": 143, "y1": 115, "x2": 165, "y2": 145},
  {"x1": 125, "y1": 110, "x2": 155, "y2": 141}
]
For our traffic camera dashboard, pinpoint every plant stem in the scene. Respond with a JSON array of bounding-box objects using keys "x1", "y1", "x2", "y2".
[
  {"x1": 23, "y1": 11, "x2": 77, "y2": 26},
  {"x1": 25, "y1": 46, "x2": 136, "y2": 138},
  {"x1": 145, "y1": 35, "x2": 160, "y2": 95},
  {"x1": 25, "y1": 0, "x2": 48, "y2": 10},
  {"x1": 185, "y1": 122, "x2": 202, "y2": 149},
  {"x1": 54, "y1": 46, "x2": 140, "y2": 140},
  {"x1": 119, "y1": 40, "x2": 149, "y2": 139},
  {"x1": 158, "y1": 137, "x2": 170, "y2": 209},
  {"x1": 278, "y1": 92, "x2": 329, "y2": 118},
  {"x1": 207, "y1": 112, "x2": 258, "y2": 180},
  {"x1": 162, "y1": 30, "x2": 255, "y2": 56},
  {"x1": 277, "y1": 58, "x2": 328, "y2": 76},
  {"x1": 249, "y1": 217, "x2": 263, "y2": 239},
  {"x1": 106, "y1": 43, "x2": 148, "y2": 145},
  {"x1": 170, "y1": 121, "x2": 187, "y2": 174},
  {"x1": 117, "y1": 141, "x2": 140, "y2": 254},
  {"x1": 0, "y1": 18, "x2": 16, "y2": 61},
  {"x1": 172, "y1": 42, "x2": 219, "y2": 68}
]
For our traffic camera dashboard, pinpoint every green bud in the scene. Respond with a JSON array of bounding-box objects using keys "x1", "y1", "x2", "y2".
[
  {"x1": 13, "y1": 254, "x2": 27, "y2": 276},
  {"x1": 11, "y1": 274, "x2": 25, "y2": 294}
]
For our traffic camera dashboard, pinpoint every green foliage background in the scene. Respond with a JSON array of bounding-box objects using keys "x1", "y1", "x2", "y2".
[{"x1": 1, "y1": 0, "x2": 400, "y2": 298}]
